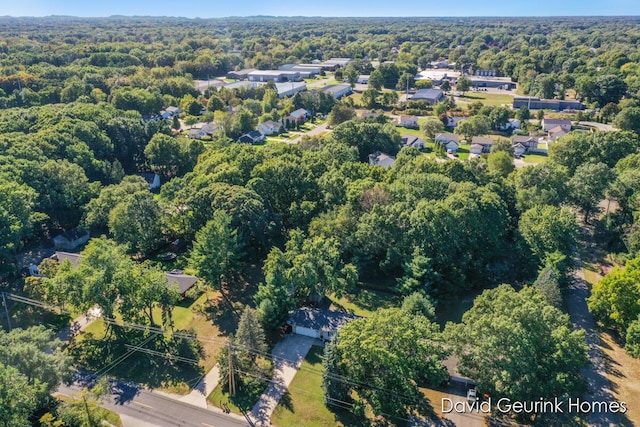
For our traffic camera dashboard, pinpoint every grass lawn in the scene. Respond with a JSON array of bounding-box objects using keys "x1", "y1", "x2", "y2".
[
  {"x1": 326, "y1": 288, "x2": 397, "y2": 317},
  {"x1": 521, "y1": 153, "x2": 548, "y2": 164},
  {"x1": 208, "y1": 383, "x2": 257, "y2": 415},
  {"x1": 457, "y1": 145, "x2": 470, "y2": 160},
  {"x1": 396, "y1": 127, "x2": 424, "y2": 138},
  {"x1": 456, "y1": 92, "x2": 515, "y2": 107},
  {"x1": 75, "y1": 290, "x2": 227, "y2": 394},
  {"x1": 271, "y1": 346, "x2": 360, "y2": 427}
]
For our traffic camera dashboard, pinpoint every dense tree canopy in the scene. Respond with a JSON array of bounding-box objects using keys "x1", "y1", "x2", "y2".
[
  {"x1": 327, "y1": 308, "x2": 448, "y2": 421},
  {"x1": 446, "y1": 285, "x2": 588, "y2": 411}
]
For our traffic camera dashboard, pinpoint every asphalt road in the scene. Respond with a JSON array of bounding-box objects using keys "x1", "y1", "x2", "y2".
[{"x1": 57, "y1": 382, "x2": 250, "y2": 427}]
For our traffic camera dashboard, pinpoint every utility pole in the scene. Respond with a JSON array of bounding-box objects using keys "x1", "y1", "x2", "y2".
[
  {"x1": 228, "y1": 342, "x2": 236, "y2": 397},
  {"x1": 1, "y1": 292, "x2": 11, "y2": 331}
]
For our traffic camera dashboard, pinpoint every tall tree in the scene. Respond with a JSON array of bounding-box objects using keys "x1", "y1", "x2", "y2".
[
  {"x1": 589, "y1": 256, "x2": 640, "y2": 334},
  {"x1": 235, "y1": 307, "x2": 268, "y2": 357},
  {"x1": 446, "y1": 285, "x2": 588, "y2": 412},
  {"x1": 144, "y1": 133, "x2": 184, "y2": 177},
  {"x1": 0, "y1": 326, "x2": 73, "y2": 404},
  {"x1": 329, "y1": 308, "x2": 448, "y2": 421},
  {"x1": 519, "y1": 205, "x2": 577, "y2": 263},
  {"x1": 0, "y1": 363, "x2": 39, "y2": 427},
  {"x1": 568, "y1": 162, "x2": 614, "y2": 222},
  {"x1": 108, "y1": 191, "x2": 163, "y2": 256},
  {"x1": 189, "y1": 211, "x2": 243, "y2": 294},
  {"x1": 420, "y1": 117, "x2": 445, "y2": 139}
]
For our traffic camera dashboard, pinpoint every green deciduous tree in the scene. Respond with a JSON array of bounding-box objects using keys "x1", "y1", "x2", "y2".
[
  {"x1": 420, "y1": 117, "x2": 445, "y2": 139},
  {"x1": 144, "y1": 133, "x2": 184, "y2": 177},
  {"x1": 519, "y1": 205, "x2": 578, "y2": 263},
  {"x1": 82, "y1": 176, "x2": 149, "y2": 231},
  {"x1": 0, "y1": 181, "x2": 37, "y2": 271},
  {"x1": 329, "y1": 308, "x2": 448, "y2": 421},
  {"x1": 328, "y1": 103, "x2": 356, "y2": 126},
  {"x1": 456, "y1": 77, "x2": 471, "y2": 92},
  {"x1": 589, "y1": 256, "x2": 640, "y2": 333},
  {"x1": 487, "y1": 150, "x2": 514, "y2": 177},
  {"x1": 613, "y1": 107, "x2": 640, "y2": 134},
  {"x1": 456, "y1": 115, "x2": 490, "y2": 141},
  {"x1": 446, "y1": 285, "x2": 588, "y2": 411},
  {"x1": 568, "y1": 162, "x2": 614, "y2": 222},
  {"x1": 0, "y1": 363, "x2": 39, "y2": 427},
  {"x1": 0, "y1": 326, "x2": 72, "y2": 404},
  {"x1": 109, "y1": 191, "x2": 163, "y2": 256}
]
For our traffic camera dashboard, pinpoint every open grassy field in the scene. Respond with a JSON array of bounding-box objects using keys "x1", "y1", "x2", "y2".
[
  {"x1": 455, "y1": 91, "x2": 515, "y2": 107},
  {"x1": 271, "y1": 346, "x2": 359, "y2": 427}
]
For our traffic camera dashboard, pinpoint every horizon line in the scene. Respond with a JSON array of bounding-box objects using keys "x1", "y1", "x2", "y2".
[{"x1": 1, "y1": 14, "x2": 639, "y2": 19}]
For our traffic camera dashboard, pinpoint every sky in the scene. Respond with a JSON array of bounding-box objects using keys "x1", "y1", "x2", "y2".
[{"x1": 1, "y1": 0, "x2": 639, "y2": 18}]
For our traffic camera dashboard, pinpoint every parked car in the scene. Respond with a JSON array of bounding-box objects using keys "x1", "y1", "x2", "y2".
[{"x1": 467, "y1": 388, "x2": 477, "y2": 403}]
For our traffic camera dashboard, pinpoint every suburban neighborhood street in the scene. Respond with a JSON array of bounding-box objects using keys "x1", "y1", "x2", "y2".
[{"x1": 57, "y1": 382, "x2": 250, "y2": 427}]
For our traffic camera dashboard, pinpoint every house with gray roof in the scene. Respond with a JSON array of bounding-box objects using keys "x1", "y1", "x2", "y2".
[
  {"x1": 369, "y1": 151, "x2": 396, "y2": 168},
  {"x1": 512, "y1": 135, "x2": 539, "y2": 153},
  {"x1": 287, "y1": 308, "x2": 359, "y2": 341},
  {"x1": 401, "y1": 135, "x2": 426, "y2": 149},
  {"x1": 471, "y1": 136, "x2": 494, "y2": 153},
  {"x1": 411, "y1": 88, "x2": 445, "y2": 104}
]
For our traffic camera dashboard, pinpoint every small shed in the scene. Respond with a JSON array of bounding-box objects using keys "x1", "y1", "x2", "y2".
[{"x1": 287, "y1": 308, "x2": 358, "y2": 341}]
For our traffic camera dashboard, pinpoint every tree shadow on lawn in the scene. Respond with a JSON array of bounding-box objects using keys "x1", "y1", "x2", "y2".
[{"x1": 70, "y1": 330, "x2": 205, "y2": 395}]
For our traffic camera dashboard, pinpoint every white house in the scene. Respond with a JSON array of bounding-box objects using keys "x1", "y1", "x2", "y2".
[
  {"x1": 499, "y1": 118, "x2": 521, "y2": 131},
  {"x1": 470, "y1": 136, "x2": 494, "y2": 153},
  {"x1": 513, "y1": 142, "x2": 527, "y2": 157},
  {"x1": 257, "y1": 120, "x2": 282, "y2": 136},
  {"x1": 435, "y1": 133, "x2": 461, "y2": 153},
  {"x1": 396, "y1": 115, "x2": 419, "y2": 128},
  {"x1": 287, "y1": 308, "x2": 358, "y2": 341},
  {"x1": 369, "y1": 151, "x2": 396, "y2": 168}
]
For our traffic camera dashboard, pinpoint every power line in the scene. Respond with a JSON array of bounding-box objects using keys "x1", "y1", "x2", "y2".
[{"x1": 8, "y1": 292, "x2": 435, "y2": 408}]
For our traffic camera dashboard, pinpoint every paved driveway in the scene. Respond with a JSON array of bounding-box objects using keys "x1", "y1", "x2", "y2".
[{"x1": 250, "y1": 334, "x2": 315, "y2": 426}]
